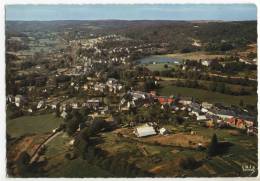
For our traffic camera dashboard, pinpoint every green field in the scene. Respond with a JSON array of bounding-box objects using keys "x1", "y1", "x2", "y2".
[
  {"x1": 169, "y1": 119, "x2": 258, "y2": 177},
  {"x1": 144, "y1": 63, "x2": 177, "y2": 71},
  {"x1": 164, "y1": 79, "x2": 255, "y2": 94},
  {"x1": 45, "y1": 132, "x2": 112, "y2": 177},
  {"x1": 165, "y1": 52, "x2": 227, "y2": 61},
  {"x1": 98, "y1": 124, "x2": 257, "y2": 177},
  {"x1": 47, "y1": 157, "x2": 112, "y2": 177},
  {"x1": 6, "y1": 113, "x2": 63, "y2": 138},
  {"x1": 158, "y1": 85, "x2": 257, "y2": 106}
]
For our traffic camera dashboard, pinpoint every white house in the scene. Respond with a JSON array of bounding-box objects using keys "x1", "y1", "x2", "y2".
[
  {"x1": 197, "y1": 115, "x2": 207, "y2": 121},
  {"x1": 61, "y1": 111, "x2": 68, "y2": 119},
  {"x1": 131, "y1": 91, "x2": 146, "y2": 100},
  {"x1": 202, "y1": 102, "x2": 213, "y2": 109},
  {"x1": 69, "y1": 139, "x2": 75, "y2": 146},
  {"x1": 28, "y1": 108, "x2": 33, "y2": 113},
  {"x1": 7, "y1": 95, "x2": 14, "y2": 103},
  {"x1": 71, "y1": 103, "x2": 79, "y2": 109},
  {"x1": 201, "y1": 60, "x2": 211, "y2": 67},
  {"x1": 106, "y1": 78, "x2": 118, "y2": 86},
  {"x1": 51, "y1": 104, "x2": 57, "y2": 110},
  {"x1": 201, "y1": 108, "x2": 208, "y2": 113},
  {"x1": 179, "y1": 99, "x2": 192, "y2": 106},
  {"x1": 134, "y1": 124, "x2": 157, "y2": 137},
  {"x1": 37, "y1": 101, "x2": 45, "y2": 109},
  {"x1": 15, "y1": 95, "x2": 25, "y2": 107},
  {"x1": 83, "y1": 84, "x2": 89, "y2": 90}
]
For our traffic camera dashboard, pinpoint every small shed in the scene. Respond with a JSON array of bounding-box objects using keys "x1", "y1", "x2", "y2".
[{"x1": 159, "y1": 128, "x2": 168, "y2": 135}]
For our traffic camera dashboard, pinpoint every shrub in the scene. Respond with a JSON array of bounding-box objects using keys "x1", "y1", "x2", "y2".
[{"x1": 179, "y1": 156, "x2": 199, "y2": 170}]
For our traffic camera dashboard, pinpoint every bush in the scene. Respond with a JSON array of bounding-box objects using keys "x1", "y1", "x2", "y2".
[
  {"x1": 9, "y1": 109, "x2": 24, "y2": 119},
  {"x1": 64, "y1": 153, "x2": 71, "y2": 160},
  {"x1": 179, "y1": 156, "x2": 199, "y2": 170},
  {"x1": 16, "y1": 151, "x2": 31, "y2": 177}
]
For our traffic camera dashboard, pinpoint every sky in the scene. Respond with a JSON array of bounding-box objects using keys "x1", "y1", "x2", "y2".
[{"x1": 5, "y1": 4, "x2": 257, "y2": 21}]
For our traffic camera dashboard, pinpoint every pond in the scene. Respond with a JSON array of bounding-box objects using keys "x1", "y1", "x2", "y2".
[{"x1": 137, "y1": 55, "x2": 182, "y2": 65}]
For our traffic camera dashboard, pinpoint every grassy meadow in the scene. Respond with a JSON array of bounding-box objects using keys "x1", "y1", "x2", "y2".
[
  {"x1": 6, "y1": 113, "x2": 63, "y2": 138},
  {"x1": 158, "y1": 84, "x2": 257, "y2": 106}
]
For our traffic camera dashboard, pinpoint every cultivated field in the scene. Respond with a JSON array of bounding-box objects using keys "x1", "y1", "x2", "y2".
[{"x1": 96, "y1": 122, "x2": 258, "y2": 177}]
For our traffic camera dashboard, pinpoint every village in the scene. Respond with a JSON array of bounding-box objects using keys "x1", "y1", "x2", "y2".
[{"x1": 5, "y1": 20, "x2": 258, "y2": 177}]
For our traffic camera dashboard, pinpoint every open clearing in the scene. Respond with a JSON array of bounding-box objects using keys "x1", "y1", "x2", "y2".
[
  {"x1": 8, "y1": 123, "x2": 256, "y2": 177},
  {"x1": 141, "y1": 133, "x2": 209, "y2": 148},
  {"x1": 7, "y1": 113, "x2": 63, "y2": 138},
  {"x1": 165, "y1": 52, "x2": 227, "y2": 61},
  {"x1": 158, "y1": 85, "x2": 257, "y2": 106},
  {"x1": 7, "y1": 133, "x2": 50, "y2": 163},
  {"x1": 97, "y1": 123, "x2": 257, "y2": 177},
  {"x1": 44, "y1": 132, "x2": 112, "y2": 177},
  {"x1": 144, "y1": 63, "x2": 177, "y2": 71}
]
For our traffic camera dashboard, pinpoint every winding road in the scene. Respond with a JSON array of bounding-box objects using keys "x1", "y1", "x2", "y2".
[{"x1": 29, "y1": 130, "x2": 62, "y2": 164}]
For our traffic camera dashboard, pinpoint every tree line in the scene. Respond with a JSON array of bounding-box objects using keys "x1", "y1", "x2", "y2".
[{"x1": 174, "y1": 79, "x2": 253, "y2": 96}]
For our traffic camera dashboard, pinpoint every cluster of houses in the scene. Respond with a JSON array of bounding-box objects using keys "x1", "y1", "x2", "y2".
[
  {"x1": 7, "y1": 31, "x2": 258, "y2": 140},
  {"x1": 120, "y1": 90, "x2": 175, "y2": 111},
  {"x1": 7, "y1": 93, "x2": 106, "y2": 116},
  {"x1": 178, "y1": 97, "x2": 257, "y2": 135},
  {"x1": 71, "y1": 34, "x2": 135, "y2": 66},
  {"x1": 83, "y1": 78, "x2": 123, "y2": 94},
  {"x1": 7, "y1": 81, "x2": 257, "y2": 137},
  {"x1": 239, "y1": 58, "x2": 257, "y2": 65},
  {"x1": 118, "y1": 89, "x2": 257, "y2": 136}
]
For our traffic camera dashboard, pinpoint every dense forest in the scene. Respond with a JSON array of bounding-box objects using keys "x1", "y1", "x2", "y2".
[{"x1": 6, "y1": 20, "x2": 257, "y2": 51}]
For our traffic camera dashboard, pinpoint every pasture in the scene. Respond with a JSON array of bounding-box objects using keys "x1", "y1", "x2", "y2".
[
  {"x1": 6, "y1": 113, "x2": 63, "y2": 138},
  {"x1": 158, "y1": 84, "x2": 257, "y2": 106}
]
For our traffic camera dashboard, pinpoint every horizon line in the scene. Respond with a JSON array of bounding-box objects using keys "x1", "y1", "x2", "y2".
[{"x1": 5, "y1": 19, "x2": 257, "y2": 22}]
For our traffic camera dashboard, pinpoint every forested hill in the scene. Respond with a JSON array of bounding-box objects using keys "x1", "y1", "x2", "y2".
[
  {"x1": 120, "y1": 21, "x2": 257, "y2": 50},
  {"x1": 6, "y1": 20, "x2": 257, "y2": 51}
]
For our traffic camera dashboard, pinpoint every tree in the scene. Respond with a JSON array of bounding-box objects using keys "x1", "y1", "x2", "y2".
[
  {"x1": 144, "y1": 79, "x2": 157, "y2": 92},
  {"x1": 176, "y1": 116, "x2": 185, "y2": 124},
  {"x1": 16, "y1": 151, "x2": 31, "y2": 177},
  {"x1": 216, "y1": 82, "x2": 226, "y2": 93},
  {"x1": 73, "y1": 135, "x2": 89, "y2": 159},
  {"x1": 90, "y1": 119, "x2": 109, "y2": 134},
  {"x1": 55, "y1": 103, "x2": 61, "y2": 117},
  {"x1": 79, "y1": 108, "x2": 90, "y2": 120},
  {"x1": 208, "y1": 133, "x2": 218, "y2": 156},
  {"x1": 209, "y1": 82, "x2": 217, "y2": 92},
  {"x1": 239, "y1": 99, "x2": 244, "y2": 107},
  {"x1": 164, "y1": 64, "x2": 168, "y2": 68},
  {"x1": 66, "y1": 116, "x2": 80, "y2": 136},
  {"x1": 179, "y1": 156, "x2": 199, "y2": 170}
]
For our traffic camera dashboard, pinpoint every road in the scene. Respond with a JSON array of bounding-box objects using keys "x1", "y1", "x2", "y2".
[
  {"x1": 207, "y1": 73, "x2": 257, "y2": 81},
  {"x1": 155, "y1": 73, "x2": 257, "y2": 82},
  {"x1": 29, "y1": 130, "x2": 62, "y2": 164}
]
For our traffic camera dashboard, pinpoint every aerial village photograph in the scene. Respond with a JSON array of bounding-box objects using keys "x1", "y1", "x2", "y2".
[{"x1": 4, "y1": 2, "x2": 259, "y2": 178}]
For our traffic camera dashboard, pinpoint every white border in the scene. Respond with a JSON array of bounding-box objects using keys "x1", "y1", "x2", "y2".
[{"x1": 0, "y1": 0, "x2": 259, "y2": 181}]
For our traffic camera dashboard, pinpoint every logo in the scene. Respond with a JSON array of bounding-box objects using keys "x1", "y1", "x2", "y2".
[{"x1": 241, "y1": 164, "x2": 256, "y2": 176}]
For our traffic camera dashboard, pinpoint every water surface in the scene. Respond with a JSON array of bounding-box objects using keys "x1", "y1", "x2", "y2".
[{"x1": 138, "y1": 55, "x2": 181, "y2": 65}]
